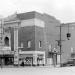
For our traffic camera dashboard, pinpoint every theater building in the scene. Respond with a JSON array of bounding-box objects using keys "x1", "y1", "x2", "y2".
[{"x1": 0, "y1": 11, "x2": 60, "y2": 66}]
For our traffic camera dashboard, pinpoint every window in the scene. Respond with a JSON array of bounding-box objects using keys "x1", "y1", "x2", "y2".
[
  {"x1": 4, "y1": 36, "x2": 9, "y2": 46},
  {"x1": 21, "y1": 43, "x2": 23, "y2": 48},
  {"x1": 39, "y1": 41, "x2": 42, "y2": 48},
  {"x1": 71, "y1": 47, "x2": 74, "y2": 53},
  {"x1": 49, "y1": 44, "x2": 52, "y2": 51},
  {"x1": 27, "y1": 41, "x2": 31, "y2": 48}
]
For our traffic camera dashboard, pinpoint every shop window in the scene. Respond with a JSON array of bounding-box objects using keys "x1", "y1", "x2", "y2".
[
  {"x1": 4, "y1": 36, "x2": 9, "y2": 46},
  {"x1": 27, "y1": 41, "x2": 31, "y2": 48},
  {"x1": 39, "y1": 41, "x2": 42, "y2": 48}
]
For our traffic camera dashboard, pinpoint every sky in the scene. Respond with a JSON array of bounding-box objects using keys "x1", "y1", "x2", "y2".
[{"x1": 0, "y1": 0, "x2": 75, "y2": 23}]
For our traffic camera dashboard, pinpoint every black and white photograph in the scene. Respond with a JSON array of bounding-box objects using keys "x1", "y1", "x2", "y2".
[{"x1": 0, "y1": 0, "x2": 75, "y2": 75}]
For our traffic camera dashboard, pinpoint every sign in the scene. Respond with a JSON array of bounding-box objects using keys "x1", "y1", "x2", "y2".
[{"x1": 0, "y1": 50, "x2": 14, "y2": 55}]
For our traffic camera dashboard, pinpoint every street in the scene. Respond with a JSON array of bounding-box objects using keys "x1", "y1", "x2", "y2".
[{"x1": 0, "y1": 66, "x2": 75, "y2": 75}]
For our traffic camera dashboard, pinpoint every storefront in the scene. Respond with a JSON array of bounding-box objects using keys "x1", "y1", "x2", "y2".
[
  {"x1": 19, "y1": 54, "x2": 33, "y2": 66},
  {"x1": 0, "y1": 49, "x2": 14, "y2": 66},
  {"x1": 19, "y1": 51, "x2": 45, "y2": 66},
  {"x1": 0, "y1": 55, "x2": 14, "y2": 65}
]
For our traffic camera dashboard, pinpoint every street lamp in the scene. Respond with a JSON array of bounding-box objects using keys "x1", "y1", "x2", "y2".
[
  {"x1": 66, "y1": 33, "x2": 71, "y2": 40},
  {"x1": 66, "y1": 24, "x2": 71, "y2": 40}
]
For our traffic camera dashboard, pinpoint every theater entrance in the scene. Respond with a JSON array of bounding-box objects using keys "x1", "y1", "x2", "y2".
[
  {"x1": 0, "y1": 55, "x2": 14, "y2": 66},
  {"x1": 4, "y1": 57, "x2": 14, "y2": 65}
]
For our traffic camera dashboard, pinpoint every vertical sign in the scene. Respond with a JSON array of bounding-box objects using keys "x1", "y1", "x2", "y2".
[{"x1": 14, "y1": 28, "x2": 19, "y2": 65}]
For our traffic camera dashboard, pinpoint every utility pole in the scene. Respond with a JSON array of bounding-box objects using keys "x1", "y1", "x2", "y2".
[
  {"x1": 56, "y1": 24, "x2": 65, "y2": 67},
  {"x1": 56, "y1": 23, "x2": 74, "y2": 67},
  {"x1": 59, "y1": 24, "x2": 62, "y2": 67}
]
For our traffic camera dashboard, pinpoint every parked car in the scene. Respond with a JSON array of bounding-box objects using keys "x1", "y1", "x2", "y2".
[{"x1": 61, "y1": 59, "x2": 75, "y2": 67}]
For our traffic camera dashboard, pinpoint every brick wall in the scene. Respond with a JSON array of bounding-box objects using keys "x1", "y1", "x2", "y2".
[
  {"x1": 18, "y1": 26, "x2": 35, "y2": 51},
  {"x1": 35, "y1": 26, "x2": 46, "y2": 51}
]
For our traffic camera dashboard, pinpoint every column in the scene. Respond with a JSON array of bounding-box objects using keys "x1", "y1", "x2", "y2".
[{"x1": 14, "y1": 28, "x2": 19, "y2": 65}]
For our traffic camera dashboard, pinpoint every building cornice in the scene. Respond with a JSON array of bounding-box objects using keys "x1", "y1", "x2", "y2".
[{"x1": 4, "y1": 20, "x2": 21, "y2": 25}]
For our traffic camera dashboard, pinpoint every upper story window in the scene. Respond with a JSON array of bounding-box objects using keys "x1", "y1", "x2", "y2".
[
  {"x1": 4, "y1": 36, "x2": 9, "y2": 46},
  {"x1": 71, "y1": 47, "x2": 74, "y2": 53},
  {"x1": 49, "y1": 44, "x2": 52, "y2": 51},
  {"x1": 39, "y1": 41, "x2": 42, "y2": 48},
  {"x1": 21, "y1": 43, "x2": 23, "y2": 48},
  {"x1": 27, "y1": 41, "x2": 31, "y2": 48}
]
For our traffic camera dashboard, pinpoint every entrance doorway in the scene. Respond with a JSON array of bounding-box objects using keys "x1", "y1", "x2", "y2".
[
  {"x1": 5, "y1": 57, "x2": 14, "y2": 65},
  {"x1": 0, "y1": 55, "x2": 14, "y2": 66}
]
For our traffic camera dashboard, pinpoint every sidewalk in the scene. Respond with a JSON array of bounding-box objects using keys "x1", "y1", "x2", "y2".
[{"x1": 0, "y1": 65, "x2": 60, "y2": 68}]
